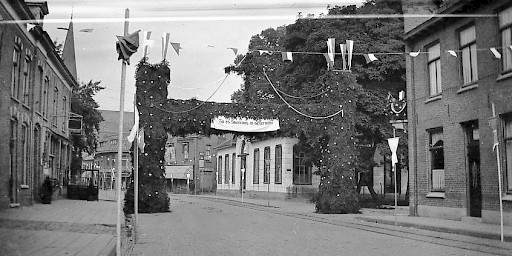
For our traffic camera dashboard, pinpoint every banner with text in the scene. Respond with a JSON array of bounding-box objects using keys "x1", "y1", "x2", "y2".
[{"x1": 211, "y1": 116, "x2": 280, "y2": 132}]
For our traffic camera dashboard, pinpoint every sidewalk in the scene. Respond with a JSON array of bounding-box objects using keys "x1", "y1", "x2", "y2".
[
  {"x1": 0, "y1": 189, "x2": 124, "y2": 256},
  {"x1": 199, "y1": 194, "x2": 512, "y2": 242}
]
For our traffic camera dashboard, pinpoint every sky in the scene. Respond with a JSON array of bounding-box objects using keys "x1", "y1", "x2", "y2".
[{"x1": 42, "y1": 0, "x2": 363, "y2": 111}]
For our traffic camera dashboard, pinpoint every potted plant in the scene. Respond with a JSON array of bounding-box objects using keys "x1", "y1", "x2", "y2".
[{"x1": 40, "y1": 176, "x2": 53, "y2": 204}]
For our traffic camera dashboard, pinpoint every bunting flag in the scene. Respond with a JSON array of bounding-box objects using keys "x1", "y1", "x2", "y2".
[
  {"x1": 162, "y1": 32, "x2": 170, "y2": 60},
  {"x1": 258, "y1": 50, "x2": 271, "y2": 55},
  {"x1": 490, "y1": 47, "x2": 501, "y2": 59},
  {"x1": 387, "y1": 137, "x2": 400, "y2": 165},
  {"x1": 79, "y1": 28, "x2": 93, "y2": 33},
  {"x1": 228, "y1": 47, "x2": 238, "y2": 55},
  {"x1": 447, "y1": 50, "x2": 457, "y2": 57},
  {"x1": 138, "y1": 128, "x2": 145, "y2": 153},
  {"x1": 346, "y1": 40, "x2": 354, "y2": 70},
  {"x1": 127, "y1": 105, "x2": 140, "y2": 143},
  {"x1": 170, "y1": 42, "x2": 182, "y2": 55},
  {"x1": 340, "y1": 44, "x2": 347, "y2": 70},
  {"x1": 282, "y1": 52, "x2": 293, "y2": 62},
  {"x1": 27, "y1": 23, "x2": 36, "y2": 31},
  {"x1": 116, "y1": 30, "x2": 140, "y2": 64},
  {"x1": 326, "y1": 38, "x2": 335, "y2": 70},
  {"x1": 363, "y1": 53, "x2": 378, "y2": 63},
  {"x1": 142, "y1": 31, "x2": 154, "y2": 58},
  {"x1": 409, "y1": 50, "x2": 420, "y2": 57},
  {"x1": 322, "y1": 53, "x2": 330, "y2": 68},
  {"x1": 509, "y1": 45, "x2": 512, "y2": 52}
]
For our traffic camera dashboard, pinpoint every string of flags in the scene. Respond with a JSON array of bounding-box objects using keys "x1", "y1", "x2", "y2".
[{"x1": 129, "y1": 31, "x2": 512, "y2": 68}]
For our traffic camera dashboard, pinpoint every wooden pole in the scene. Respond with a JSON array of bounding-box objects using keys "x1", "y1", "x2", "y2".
[
  {"x1": 134, "y1": 94, "x2": 139, "y2": 243},
  {"x1": 116, "y1": 8, "x2": 129, "y2": 256}
]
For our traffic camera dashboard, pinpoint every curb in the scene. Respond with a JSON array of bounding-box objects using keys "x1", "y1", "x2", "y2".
[{"x1": 356, "y1": 216, "x2": 512, "y2": 242}]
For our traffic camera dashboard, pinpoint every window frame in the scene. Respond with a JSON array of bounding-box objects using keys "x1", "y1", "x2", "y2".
[
  {"x1": 429, "y1": 128, "x2": 445, "y2": 192},
  {"x1": 224, "y1": 154, "x2": 230, "y2": 184},
  {"x1": 275, "y1": 145, "x2": 282, "y2": 184},
  {"x1": 263, "y1": 146, "x2": 270, "y2": 184},
  {"x1": 232, "y1": 153, "x2": 236, "y2": 184},
  {"x1": 253, "y1": 148, "x2": 259, "y2": 184},
  {"x1": 427, "y1": 42, "x2": 442, "y2": 96},
  {"x1": 499, "y1": 6, "x2": 512, "y2": 73},
  {"x1": 503, "y1": 114, "x2": 512, "y2": 193},
  {"x1": 459, "y1": 25, "x2": 478, "y2": 85},
  {"x1": 217, "y1": 155, "x2": 222, "y2": 184}
]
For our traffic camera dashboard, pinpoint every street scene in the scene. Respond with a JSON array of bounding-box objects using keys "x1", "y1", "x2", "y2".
[{"x1": 2, "y1": 0, "x2": 512, "y2": 255}]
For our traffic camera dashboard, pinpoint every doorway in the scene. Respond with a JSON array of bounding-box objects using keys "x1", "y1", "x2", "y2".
[{"x1": 464, "y1": 121, "x2": 481, "y2": 217}]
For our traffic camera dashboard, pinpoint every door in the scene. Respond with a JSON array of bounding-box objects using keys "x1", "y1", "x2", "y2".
[{"x1": 465, "y1": 122, "x2": 481, "y2": 217}]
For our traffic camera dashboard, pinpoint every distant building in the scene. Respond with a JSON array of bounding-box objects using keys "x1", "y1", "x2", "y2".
[
  {"x1": 403, "y1": 0, "x2": 512, "y2": 225},
  {"x1": 84, "y1": 110, "x2": 134, "y2": 190},
  {"x1": 0, "y1": 1, "x2": 77, "y2": 209},
  {"x1": 215, "y1": 136, "x2": 320, "y2": 199},
  {"x1": 164, "y1": 134, "x2": 228, "y2": 194}
]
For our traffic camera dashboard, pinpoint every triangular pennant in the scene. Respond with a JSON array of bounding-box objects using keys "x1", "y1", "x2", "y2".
[
  {"x1": 116, "y1": 30, "x2": 140, "y2": 64},
  {"x1": 162, "y1": 32, "x2": 170, "y2": 60},
  {"x1": 363, "y1": 53, "x2": 378, "y2": 64},
  {"x1": 228, "y1": 47, "x2": 238, "y2": 55},
  {"x1": 346, "y1": 40, "x2": 354, "y2": 70},
  {"x1": 490, "y1": 47, "x2": 501, "y2": 59},
  {"x1": 326, "y1": 38, "x2": 335, "y2": 70},
  {"x1": 127, "y1": 105, "x2": 140, "y2": 143},
  {"x1": 409, "y1": 49, "x2": 420, "y2": 57},
  {"x1": 339, "y1": 44, "x2": 347, "y2": 70},
  {"x1": 322, "y1": 53, "x2": 331, "y2": 69},
  {"x1": 79, "y1": 28, "x2": 93, "y2": 33},
  {"x1": 258, "y1": 50, "x2": 270, "y2": 55},
  {"x1": 170, "y1": 42, "x2": 182, "y2": 55},
  {"x1": 281, "y1": 52, "x2": 293, "y2": 62},
  {"x1": 509, "y1": 45, "x2": 512, "y2": 52},
  {"x1": 27, "y1": 23, "x2": 36, "y2": 31},
  {"x1": 447, "y1": 50, "x2": 457, "y2": 57}
]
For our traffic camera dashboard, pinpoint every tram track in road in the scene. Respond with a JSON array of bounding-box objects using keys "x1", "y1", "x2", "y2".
[{"x1": 191, "y1": 195, "x2": 512, "y2": 256}]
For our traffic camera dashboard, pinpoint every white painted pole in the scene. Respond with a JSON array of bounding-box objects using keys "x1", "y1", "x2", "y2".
[
  {"x1": 492, "y1": 103, "x2": 504, "y2": 242},
  {"x1": 393, "y1": 128, "x2": 397, "y2": 226},
  {"x1": 116, "y1": 8, "x2": 129, "y2": 256},
  {"x1": 133, "y1": 94, "x2": 139, "y2": 244}
]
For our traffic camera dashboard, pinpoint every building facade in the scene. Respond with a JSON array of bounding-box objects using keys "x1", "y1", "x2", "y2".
[
  {"x1": 164, "y1": 134, "x2": 228, "y2": 194},
  {"x1": 0, "y1": 1, "x2": 77, "y2": 209},
  {"x1": 215, "y1": 136, "x2": 320, "y2": 199},
  {"x1": 403, "y1": 0, "x2": 512, "y2": 225}
]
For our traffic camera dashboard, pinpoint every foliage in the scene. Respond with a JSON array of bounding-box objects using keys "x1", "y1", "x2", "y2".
[{"x1": 124, "y1": 60, "x2": 170, "y2": 214}]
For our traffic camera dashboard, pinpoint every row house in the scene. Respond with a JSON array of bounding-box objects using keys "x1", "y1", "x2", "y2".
[
  {"x1": 403, "y1": 0, "x2": 512, "y2": 225},
  {"x1": 0, "y1": 1, "x2": 77, "y2": 208},
  {"x1": 164, "y1": 133, "x2": 228, "y2": 194},
  {"x1": 215, "y1": 136, "x2": 320, "y2": 199}
]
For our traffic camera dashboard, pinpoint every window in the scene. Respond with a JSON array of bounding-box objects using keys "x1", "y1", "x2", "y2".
[
  {"x1": 43, "y1": 76, "x2": 49, "y2": 118},
  {"x1": 264, "y1": 147, "x2": 270, "y2": 184},
  {"x1": 504, "y1": 116, "x2": 512, "y2": 192},
  {"x1": 22, "y1": 52, "x2": 32, "y2": 105},
  {"x1": 275, "y1": 145, "x2": 282, "y2": 184},
  {"x1": 11, "y1": 39, "x2": 22, "y2": 99},
  {"x1": 499, "y1": 6, "x2": 512, "y2": 72},
  {"x1": 182, "y1": 142, "x2": 189, "y2": 160},
  {"x1": 428, "y1": 43, "x2": 442, "y2": 96},
  {"x1": 460, "y1": 26, "x2": 478, "y2": 84},
  {"x1": 429, "y1": 129, "x2": 445, "y2": 192},
  {"x1": 253, "y1": 149, "x2": 259, "y2": 184},
  {"x1": 10, "y1": 120, "x2": 18, "y2": 194},
  {"x1": 36, "y1": 66, "x2": 43, "y2": 112},
  {"x1": 53, "y1": 87, "x2": 59, "y2": 126},
  {"x1": 218, "y1": 156, "x2": 222, "y2": 184},
  {"x1": 232, "y1": 153, "x2": 236, "y2": 184},
  {"x1": 62, "y1": 96, "x2": 67, "y2": 131},
  {"x1": 205, "y1": 145, "x2": 211, "y2": 161},
  {"x1": 224, "y1": 154, "x2": 230, "y2": 184},
  {"x1": 293, "y1": 148, "x2": 312, "y2": 185},
  {"x1": 21, "y1": 124, "x2": 28, "y2": 185}
]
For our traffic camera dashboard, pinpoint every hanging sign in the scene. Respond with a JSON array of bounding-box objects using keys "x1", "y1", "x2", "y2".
[{"x1": 211, "y1": 116, "x2": 280, "y2": 132}]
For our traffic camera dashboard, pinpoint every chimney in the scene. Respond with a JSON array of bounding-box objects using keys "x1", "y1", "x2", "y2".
[{"x1": 26, "y1": 1, "x2": 49, "y2": 27}]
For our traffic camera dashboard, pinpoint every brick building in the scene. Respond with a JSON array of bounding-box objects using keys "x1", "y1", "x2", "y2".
[
  {"x1": 0, "y1": 1, "x2": 77, "y2": 209},
  {"x1": 403, "y1": 0, "x2": 512, "y2": 225}
]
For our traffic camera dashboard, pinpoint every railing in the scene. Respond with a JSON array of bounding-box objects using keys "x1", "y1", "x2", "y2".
[{"x1": 432, "y1": 169, "x2": 445, "y2": 191}]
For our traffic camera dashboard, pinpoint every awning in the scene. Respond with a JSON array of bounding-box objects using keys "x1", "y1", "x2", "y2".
[{"x1": 165, "y1": 165, "x2": 193, "y2": 179}]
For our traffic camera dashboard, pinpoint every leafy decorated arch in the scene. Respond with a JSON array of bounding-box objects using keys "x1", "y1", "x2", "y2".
[{"x1": 124, "y1": 59, "x2": 363, "y2": 214}]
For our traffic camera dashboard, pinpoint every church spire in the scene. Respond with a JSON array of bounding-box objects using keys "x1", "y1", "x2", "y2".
[{"x1": 62, "y1": 15, "x2": 77, "y2": 80}]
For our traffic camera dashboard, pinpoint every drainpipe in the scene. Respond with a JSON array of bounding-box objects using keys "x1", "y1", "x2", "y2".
[{"x1": 409, "y1": 47, "x2": 419, "y2": 217}]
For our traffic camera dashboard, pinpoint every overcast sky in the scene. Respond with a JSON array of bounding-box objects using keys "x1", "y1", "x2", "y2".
[{"x1": 42, "y1": 0, "x2": 362, "y2": 111}]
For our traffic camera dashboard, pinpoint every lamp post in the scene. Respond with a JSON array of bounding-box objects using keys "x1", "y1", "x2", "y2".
[{"x1": 186, "y1": 173, "x2": 190, "y2": 194}]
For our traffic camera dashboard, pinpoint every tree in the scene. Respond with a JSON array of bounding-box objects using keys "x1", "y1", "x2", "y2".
[
  {"x1": 70, "y1": 80, "x2": 104, "y2": 176},
  {"x1": 228, "y1": 0, "x2": 406, "y2": 208}
]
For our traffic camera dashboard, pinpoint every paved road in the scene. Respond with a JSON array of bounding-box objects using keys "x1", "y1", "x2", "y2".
[{"x1": 131, "y1": 195, "x2": 512, "y2": 256}]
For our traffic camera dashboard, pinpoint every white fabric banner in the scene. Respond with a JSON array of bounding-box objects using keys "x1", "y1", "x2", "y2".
[
  {"x1": 387, "y1": 137, "x2": 400, "y2": 165},
  {"x1": 211, "y1": 116, "x2": 280, "y2": 132}
]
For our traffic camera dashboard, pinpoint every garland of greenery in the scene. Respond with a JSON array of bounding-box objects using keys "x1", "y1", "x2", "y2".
[{"x1": 125, "y1": 59, "x2": 362, "y2": 214}]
